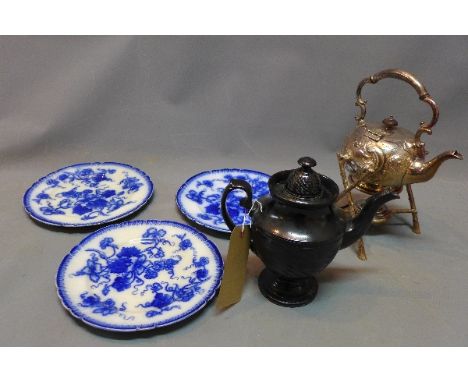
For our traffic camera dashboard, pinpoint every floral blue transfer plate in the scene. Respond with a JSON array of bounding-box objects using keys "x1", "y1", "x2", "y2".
[
  {"x1": 56, "y1": 220, "x2": 223, "y2": 332},
  {"x1": 176, "y1": 169, "x2": 270, "y2": 233},
  {"x1": 23, "y1": 162, "x2": 154, "y2": 227}
]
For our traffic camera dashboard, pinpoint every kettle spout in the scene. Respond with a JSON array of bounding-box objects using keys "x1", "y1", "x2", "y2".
[
  {"x1": 403, "y1": 150, "x2": 463, "y2": 185},
  {"x1": 340, "y1": 191, "x2": 400, "y2": 249}
]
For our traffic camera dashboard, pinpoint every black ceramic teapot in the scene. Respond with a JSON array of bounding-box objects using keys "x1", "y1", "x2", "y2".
[{"x1": 221, "y1": 157, "x2": 399, "y2": 307}]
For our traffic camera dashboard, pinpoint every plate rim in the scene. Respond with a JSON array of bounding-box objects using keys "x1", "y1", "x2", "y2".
[
  {"x1": 56, "y1": 219, "x2": 223, "y2": 332},
  {"x1": 23, "y1": 161, "x2": 154, "y2": 228},
  {"x1": 175, "y1": 168, "x2": 270, "y2": 233}
]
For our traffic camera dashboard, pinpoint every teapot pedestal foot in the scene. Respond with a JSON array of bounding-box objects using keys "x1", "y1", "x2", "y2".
[{"x1": 258, "y1": 269, "x2": 318, "y2": 307}]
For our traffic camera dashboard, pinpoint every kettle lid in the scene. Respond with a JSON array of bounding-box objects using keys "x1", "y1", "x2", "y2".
[{"x1": 269, "y1": 157, "x2": 339, "y2": 208}]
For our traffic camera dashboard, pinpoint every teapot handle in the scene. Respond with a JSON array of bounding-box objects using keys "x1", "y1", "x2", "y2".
[
  {"x1": 355, "y1": 68, "x2": 439, "y2": 155},
  {"x1": 221, "y1": 179, "x2": 253, "y2": 232}
]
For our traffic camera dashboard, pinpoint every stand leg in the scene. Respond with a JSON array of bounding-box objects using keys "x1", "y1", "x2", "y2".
[
  {"x1": 357, "y1": 238, "x2": 367, "y2": 261},
  {"x1": 406, "y1": 184, "x2": 421, "y2": 234},
  {"x1": 337, "y1": 154, "x2": 358, "y2": 215},
  {"x1": 337, "y1": 154, "x2": 367, "y2": 261}
]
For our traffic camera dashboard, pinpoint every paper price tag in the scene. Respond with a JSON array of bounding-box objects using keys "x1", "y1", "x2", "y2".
[{"x1": 216, "y1": 226, "x2": 250, "y2": 311}]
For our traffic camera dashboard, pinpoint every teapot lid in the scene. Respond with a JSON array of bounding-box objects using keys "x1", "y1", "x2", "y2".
[{"x1": 268, "y1": 157, "x2": 339, "y2": 208}]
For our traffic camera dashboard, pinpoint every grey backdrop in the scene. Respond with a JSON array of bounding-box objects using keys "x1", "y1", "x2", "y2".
[{"x1": 1, "y1": 36, "x2": 467, "y2": 346}]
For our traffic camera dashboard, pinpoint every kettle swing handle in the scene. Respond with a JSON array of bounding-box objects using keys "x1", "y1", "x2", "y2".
[
  {"x1": 355, "y1": 68, "x2": 439, "y2": 156},
  {"x1": 221, "y1": 179, "x2": 253, "y2": 232}
]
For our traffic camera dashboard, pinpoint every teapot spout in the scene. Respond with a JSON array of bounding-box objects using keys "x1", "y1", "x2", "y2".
[
  {"x1": 340, "y1": 191, "x2": 400, "y2": 249},
  {"x1": 403, "y1": 150, "x2": 463, "y2": 185}
]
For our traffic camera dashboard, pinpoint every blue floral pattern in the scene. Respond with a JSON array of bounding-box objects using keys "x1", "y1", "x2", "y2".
[
  {"x1": 24, "y1": 162, "x2": 153, "y2": 227},
  {"x1": 56, "y1": 220, "x2": 223, "y2": 332},
  {"x1": 176, "y1": 169, "x2": 270, "y2": 232}
]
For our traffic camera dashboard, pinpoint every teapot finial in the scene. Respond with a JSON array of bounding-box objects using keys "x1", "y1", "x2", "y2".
[
  {"x1": 298, "y1": 156, "x2": 317, "y2": 170},
  {"x1": 266, "y1": 156, "x2": 339, "y2": 208},
  {"x1": 286, "y1": 157, "x2": 322, "y2": 199}
]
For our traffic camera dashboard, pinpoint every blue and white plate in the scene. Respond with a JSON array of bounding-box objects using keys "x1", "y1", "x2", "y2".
[
  {"x1": 176, "y1": 169, "x2": 270, "y2": 233},
  {"x1": 56, "y1": 220, "x2": 223, "y2": 332},
  {"x1": 23, "y1": 162, "x2": 154, "y2": 227}
]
